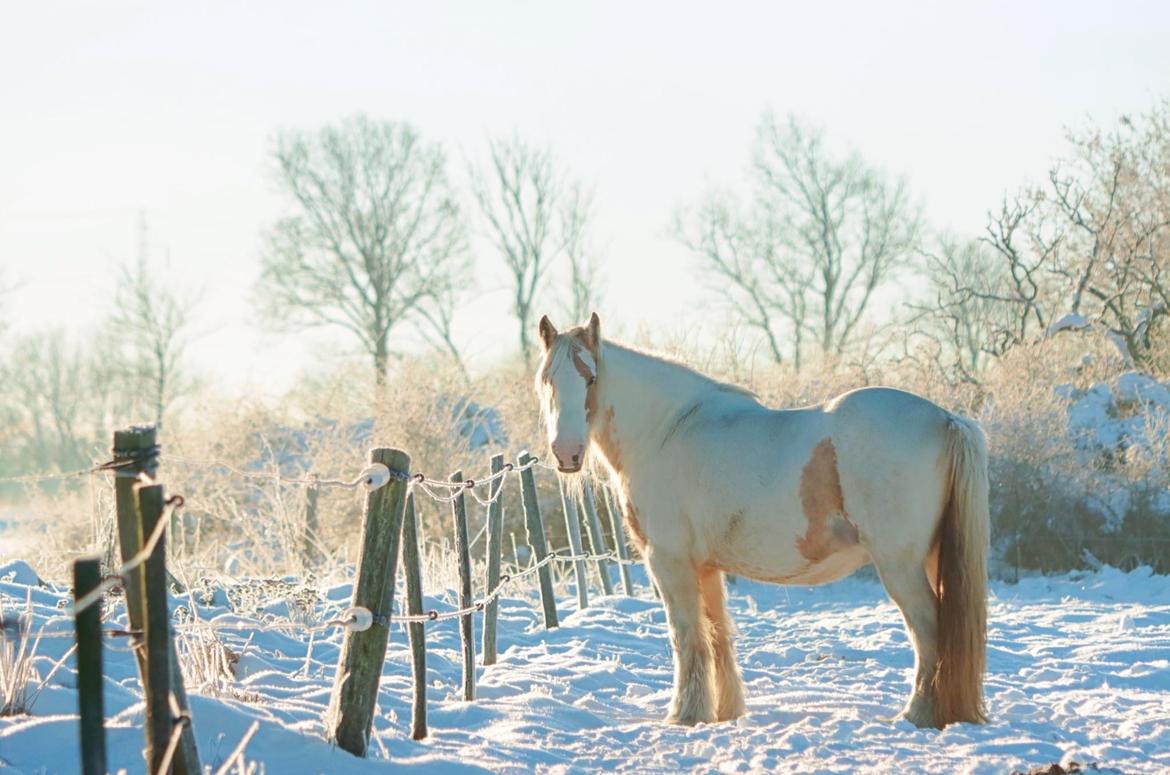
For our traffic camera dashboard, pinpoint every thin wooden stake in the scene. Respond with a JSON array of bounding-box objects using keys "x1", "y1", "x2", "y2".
[
  {"x1": 137, "y1": 483, "x2": 172, "y2": 775},
  {"x1": 559, "y1": 480, "x2": 589, "y2": 610},
  {"x1": 326, "y1": 448, "x2": 411, "y2": 758},
  {"x1": 73, "y1": 556, "x2": 106, "y2": 775},
  {"x1": 113, "y1": 428, "x2": 155, "y2": 655},
  {"x1": 601, "y1": 487, "x2": 635, "y2": 595},
  {"x1": 401, "y1": 492, "x2": 428, "y2": 740},
  {"x1": 580, "y1": 485, "x2": 615, "y2": 596},
  {"x1": 517, "y1": 451, "x2": 558, "y2": 629},
  {"x1": 481, "y1": 454, "x2": 505, "y2": 667},
  {"x1": 449, "y1": 470, "x2": 476, "y2": 701}
]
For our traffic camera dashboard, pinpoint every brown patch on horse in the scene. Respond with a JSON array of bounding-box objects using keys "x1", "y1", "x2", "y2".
[
  {"x1": 537, "y1": 334, "x2": 599, "y2": 421},
  {"x1": 570, "y1": 346, "x2": 599, "y2": 424},
  {"x1": 623, "y1": 502, "x2": 647, "y2": 550},
  {"x1": 797, "y1": 438, "x2": 859, "y2": 562}
]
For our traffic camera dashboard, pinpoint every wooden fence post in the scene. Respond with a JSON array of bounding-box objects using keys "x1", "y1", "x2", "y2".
[
  {"x1": 559, "y1": 481, "x2": 589, "y2": 610},
  {"x1": 73, "y1": 556, "x2": 106, "y2": 775},
  {"x1": 401, "y1": 492, "x2": 427, "y2": 740},
  {"x1": 137, "y1": 484, "x2": 172, "y2": 775},
  {"x1": 517, "y1": 451, "x2": 558, "y2": 629},
  {"x1": 481, "y1": 454, "x2": 505, "y2": 667},
  {"x1": 580, "y1": 485, "x2": 615, "y2": 596},
  {"x1": 113, "y1": 428, "x2": 155, "y2": 654},
  {"x1": 449, "y1": 470, "x2": 476, "y2": 701},
  {"x1": 602, "y1": 487, "x2": 636, "y2": 595},
  {"x1": 112, "y1": 428, "x2": 201, "y2": 775},
  {"x1": 326, "y1": 448, "x2": 411, "y2": 758}
]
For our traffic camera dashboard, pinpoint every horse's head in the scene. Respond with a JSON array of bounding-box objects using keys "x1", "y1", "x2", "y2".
[{"x1": 534, "y1": 312, "x2": 601, "y2": 473}]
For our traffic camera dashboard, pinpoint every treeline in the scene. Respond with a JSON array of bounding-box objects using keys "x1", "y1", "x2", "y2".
[
  {"x1": 0, "y1": 250, "x2": 195, "y2": 476},
  {"x1": 255, "y1": 103, "x2": 1170, "y2": 385},
  {"x1": 677, "y1": 104, "x2": 1170, "y2": 380},
  {"x1": 3, "y1": 101, "x2": 1169, "y2": 478}
]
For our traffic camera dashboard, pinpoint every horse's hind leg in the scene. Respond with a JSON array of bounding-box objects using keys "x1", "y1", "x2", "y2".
[
  {"x1": 699, "y1": 567, "x2": 746, "y2": 721},
  {"x1": 874, "y1": 558, "x2": 940, "y2": 728},
  {"x1": 648, "y1": 552, "x2": 714, "y2": 725}
]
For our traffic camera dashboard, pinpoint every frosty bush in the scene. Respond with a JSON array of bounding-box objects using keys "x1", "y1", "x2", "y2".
[{"x1": 2, "y1": 328, "x2": 1168, "y2": 582}]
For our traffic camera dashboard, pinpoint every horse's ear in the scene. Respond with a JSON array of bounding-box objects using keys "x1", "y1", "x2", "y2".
[
  {"x1": 583, "y1": 312, "x2": 601, "y2": 354},
  {"x1": 538, "y1": 315, "x2": 558, "y2": 351}
]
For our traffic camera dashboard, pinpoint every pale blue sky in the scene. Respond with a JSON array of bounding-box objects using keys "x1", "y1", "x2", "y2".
[{"x1": 2, "y1": 1, "x2": 1168, "y2": 394}]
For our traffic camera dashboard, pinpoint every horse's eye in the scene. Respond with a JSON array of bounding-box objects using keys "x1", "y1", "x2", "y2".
[{"x1": 587, "y1": 376, "x2": 596, "y2": 387}]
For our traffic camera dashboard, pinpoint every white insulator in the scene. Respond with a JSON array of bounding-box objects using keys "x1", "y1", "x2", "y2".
[
  {"x1": 359, "y1": 463, "x2": 392, "y2": 492},
  {"x1": 345, "y1": 607, "x2": 374, "y2": 632}
]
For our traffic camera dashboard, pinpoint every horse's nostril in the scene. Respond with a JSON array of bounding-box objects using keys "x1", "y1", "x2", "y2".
[{"x1": 571, "y1": 453, "x2": 580, "y2": 464}]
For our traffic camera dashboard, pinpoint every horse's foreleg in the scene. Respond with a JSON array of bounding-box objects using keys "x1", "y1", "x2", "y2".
[
  {"x1": 699, "y1": 568, "x2": 746, "y2": 721},
  {"x1": 648, "y1": 552, "x2": 714, "y2": 725},
  {"x1": 875, "y1": 560, "x2": 940, "y2": 728}
]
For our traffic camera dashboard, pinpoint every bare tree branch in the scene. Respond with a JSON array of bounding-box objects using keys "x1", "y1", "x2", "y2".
[
  {"x1": 471, "y1": 134, "x2": 596, "y2": 362},
  {"x1": 675, "y1": 112, "x2": 921, "y2": 368},
  {"x1": 257, "y1": 115, "x2": 467, "y2": 383}
]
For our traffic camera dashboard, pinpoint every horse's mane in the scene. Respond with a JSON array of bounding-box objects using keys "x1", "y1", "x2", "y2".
[{"x1": 601, "y1": 340, "x2": 759, "y2": 403}]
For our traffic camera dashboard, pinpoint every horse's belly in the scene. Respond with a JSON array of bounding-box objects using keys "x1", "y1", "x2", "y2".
[
  {"x1": 707, "y1": 504, "x2": 870, "y2": 586},
  {"x1": 716, "y1": 541, "x2": 870, "y2": 586}
]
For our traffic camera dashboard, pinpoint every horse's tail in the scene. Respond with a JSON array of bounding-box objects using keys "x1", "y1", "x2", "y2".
[{"x1": 933, "y1": 414, "x2": 990, "y2": 727}]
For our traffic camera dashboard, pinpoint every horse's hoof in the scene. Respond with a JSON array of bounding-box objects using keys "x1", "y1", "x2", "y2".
[
  {"x1": 665, "y1": 710, "x2": 714, "y2": 726},
  {"x1": 715, "y1": 700, "x2": 747, "y2": 722},
  {"x1": 898, "y1": 706, "x2": 940, "y2": 729}
]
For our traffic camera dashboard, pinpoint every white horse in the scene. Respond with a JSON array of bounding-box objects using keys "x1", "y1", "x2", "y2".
[{"x1": 534, "y1": 313, "x2": 990, "y2": 729}]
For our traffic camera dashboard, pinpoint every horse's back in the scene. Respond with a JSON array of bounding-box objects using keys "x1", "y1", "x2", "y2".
[{"x1": 824, "y1": 386, "x2": 959, "y2": 551}]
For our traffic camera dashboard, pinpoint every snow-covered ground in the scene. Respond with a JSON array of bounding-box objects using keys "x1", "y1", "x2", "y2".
[{"x1": 1, "y1": 560, "x2": 1168, "y2": 774}]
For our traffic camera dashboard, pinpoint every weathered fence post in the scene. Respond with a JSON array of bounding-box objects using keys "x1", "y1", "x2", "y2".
[
  {"x1": 449, "y1": 470, "x2": 476, "y2": 701},
  {"x1": 303, "y1": 474, "x2": 322, "y2": 570},
  {"x1": 112, "y1": 428, "x2": 201, "y2": 775},
  {"x1": 326, "y1": 447, "x2": 411, "y2": 758},
  {"x1": 517, "y1": 451, "x2": 558, "y2": 629},
  {"x1": 602, "y1": 487, "x2": 636, "y2": 595},
  {"x1": 580, "y1": 485, "x2": 615, "y2": 596},
  {"x1": 482, "y1": 454, "x2": 505, "y2": 666},
  {"x1": 113, "y1": 428, "x2": 155, "y2": 652},
  {"x1": 73, "y1": 556, "x2": 106, "y2": 775},
  {"x1": 559, "y1": 481, "x2": 589, "y2": 610},
  {"x1": 137, "y1": 483, "x2": 172, "y2": 774},
  {"x1": 401, "y1": 492, "x2": 427, "y2": 740}
]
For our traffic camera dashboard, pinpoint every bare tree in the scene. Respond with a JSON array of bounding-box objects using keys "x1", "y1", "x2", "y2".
[
  {"x1": 911, "y1": 236, "x2": 1015, "y2": 379},
  {"x1": 109, "y1": 217, "x2": 199, "y2": 429},
  {"x1": 560, "y1": 183, "x2": 604, "y2": 322},
  {"x1": 675, "y1": 191, "x2": 804, "y2": 366},
  {"x1": 677, "y1": 113, "x2": 921, "y2": 368},
  {"x1": 1042, "y1": 109, "x2": 1170, "y2": 363},
  {"x1": 471, "y1": 134, "x2": 594, "y2": 362},
  {"x1": 0, "y1": 331, "x2": 105, "y2": 474},
  {"x1": 940, "y1": 103, "x2": 1170, "y2": 367},
  {"x1": 258, "y1": 115, "x2": 467, "y2": 383},
  {"x1": 413, "y1": 275, "x2": 469, "y2": 377}
]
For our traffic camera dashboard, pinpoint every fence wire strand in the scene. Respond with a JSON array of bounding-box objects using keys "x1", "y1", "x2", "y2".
[
  {"x1": 0, "y1": 458, "x2": 138, "y2": 485},
  {"x1": 391, "y1": 547, "x2": 641, "y2": 624}
]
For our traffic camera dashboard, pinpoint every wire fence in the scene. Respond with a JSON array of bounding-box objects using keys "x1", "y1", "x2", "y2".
[
  {"x1": 2, "y1": 447, "x2": 640, "y2": 638},
  {"x1": 0, "y1": 432, "x2": 647, "y2": 769},
  {"x1": 0, "y1": 447, "x2": 598, "y2": 498}
]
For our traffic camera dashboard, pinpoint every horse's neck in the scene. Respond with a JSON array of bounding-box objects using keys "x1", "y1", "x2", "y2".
[{"x1": 590, "y1": 343, "x2": 709, "y2": 481}]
